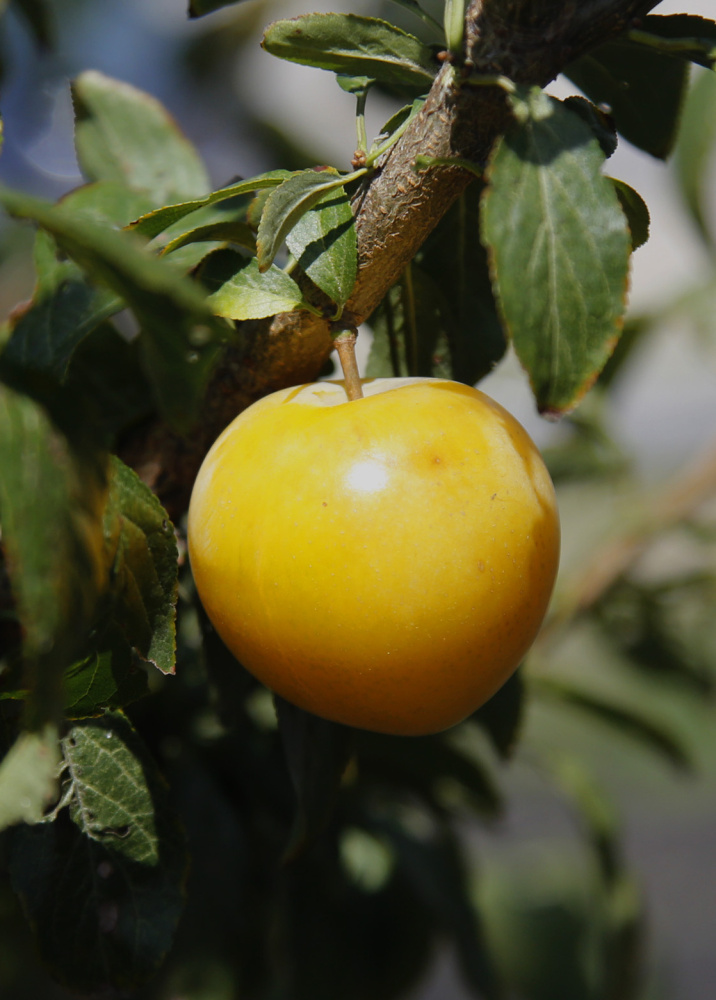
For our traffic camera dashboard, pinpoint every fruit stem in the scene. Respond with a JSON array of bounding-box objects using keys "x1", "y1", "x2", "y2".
[{"x1": 332, "y1": 327, "x2": 364, "y2": 401}]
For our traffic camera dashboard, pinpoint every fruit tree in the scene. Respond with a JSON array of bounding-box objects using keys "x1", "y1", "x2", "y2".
[{"x1": 1, "y1": 1, "x2": 716, "y2": 998}]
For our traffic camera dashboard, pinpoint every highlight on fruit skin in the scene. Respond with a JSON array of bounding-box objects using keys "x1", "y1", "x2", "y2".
[{"x1": 188, "y1": 377, "x2": 560, "y2": 736}]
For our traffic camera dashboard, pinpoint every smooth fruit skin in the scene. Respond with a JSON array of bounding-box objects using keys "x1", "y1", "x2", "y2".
[{"x1": 188, "y1": 377, "x2": 560, "y2": 736}]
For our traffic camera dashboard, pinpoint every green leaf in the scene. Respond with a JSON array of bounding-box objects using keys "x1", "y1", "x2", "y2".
[
  {"x1": 262, "y1": 13, "x2": 437, "y2": 93},
  {"x1": 562, "y1": 96, "x2": 618, "y2": 158},
  {"x1": 275, "y1": 697, "x2": 355, "y2": 861},
  {"x1": 0, "y1": 184, "x2": 229, "y2": 431},
  {"x1": 418, "y1": 183, "x2": 507, "y2": 384},
  {"x1": 3, "y1": 279, "x2": 121, "y2": 381},
  {"x1": 160, "y1": 218, "x2": 256, "y2": 258},
  {"x1": 481, "y1": 89, "x2": 631, "y2": 416},
  {"x1": 0, "y1": 381, "x2": 107, "y2": 670},
  {"x1": 674, "y1": 68, "x2": 716, "y2": 245},
  {"x1": 355, "y1": 730, "x2": 501, "y2": 817},
  {"x1": 8, "y1": 0, "x2": 53, "y2": 46},
  {"x1": 380, "y1": 819, "x2": 501, "y2": 1000},
  {"x1": 366, "y1": 265, "x2": 453, "y2": 379},
  {"x1": 634, "y1": 14, "x2": 716, "y2": 70},
  {"x1": 0, "y1": 725, "x2": 60, "y2": 832},
  {"x1": 532, "y1": 666, "x2": 694, "y2": 771},
  {"x1": 64, "y1": 322, "x2": 154, "y2": 444},
  {"x1": 9, "y1": 712, "x2": 188, "y2": 994},
  {"x1": 285, "y1": 188, "x2": 357, "y2": 309},
  {"x1": 470, "y1": 669, "x2": 524, "y2": 759},
  {"x1": 72, "y1": 70, "x2": 210, "y2": 203},
  {"x1": 189, "y1": 0, "x2": 249, "y2": 15},
  {"x1": 257, "y1": 168, "x2": 352, "y2": 272},
  {"x1": 103, "y1": 457, "x2": 178, "y2": 675},
  {"x1": 64, "y1": 625, "x2": 149, "y2": 718},
  {"x1": 610, "y1": 178, "x2": 650, "y2": 251},
  {"x1": 208, "y1": 256, "x2": 309, "y2": 320},
  {"x1": 2, "y1": 183, "x2": 153, "y2": 380},
  {"x1": 129, "y1": 170, "x2": 291, "y2": 240},
  {"x1": 563, "y1": 34, "x2": 689, "y2": 159}
]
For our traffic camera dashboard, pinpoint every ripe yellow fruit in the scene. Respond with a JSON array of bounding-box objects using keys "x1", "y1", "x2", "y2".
[{"x1": 188, "y1": 377, "x2": 559, "y2": 735}]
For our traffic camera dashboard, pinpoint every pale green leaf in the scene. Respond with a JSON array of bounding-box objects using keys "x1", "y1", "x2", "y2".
[
  {"x1": 208, "y1": 257, "x2": 307, "y2": 320},
  {"x1": 72, "y1": 70, "x2": 209, "y2": 203},
  {"x1": 0, "y1": 725, "x2": 60, "y2": 832}
]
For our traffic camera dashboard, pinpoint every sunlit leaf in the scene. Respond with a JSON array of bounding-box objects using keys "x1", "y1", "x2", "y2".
[
  {"x1": 262, "y1": 13, "x2": 437, "y2": 92},
  {"x1": 129, "y1": 170, "x2": 291, "y2": 240},
  {"x1": 208, "y1": 256, "x2": 309, "y2": 320},
  {"x1": 0, "y1": 725, "x2": 60, "y2": 832},
  {"x1": 286, "y1": 188, "x2": 357, "y2": 309},
  {"x1": 72, "y1": 71, "x2": 209, "y2": 203},
  {"x1": 257, "y1": 168, "x2": 350, "y2": 272}
]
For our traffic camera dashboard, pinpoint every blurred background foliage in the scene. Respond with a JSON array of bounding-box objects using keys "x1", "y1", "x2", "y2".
[{"x1": 0, "y1": 1, "x2": 715, "y2": 999}]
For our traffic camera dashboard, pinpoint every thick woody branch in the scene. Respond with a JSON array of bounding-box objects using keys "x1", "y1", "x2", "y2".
[{"x1": 127, "y1": 0, "x2": 661, "y2": 518}]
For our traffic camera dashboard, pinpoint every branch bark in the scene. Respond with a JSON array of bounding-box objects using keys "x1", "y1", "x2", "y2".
[{"x1": 125, "y1": 0, "x2": 661, "y2": 518}]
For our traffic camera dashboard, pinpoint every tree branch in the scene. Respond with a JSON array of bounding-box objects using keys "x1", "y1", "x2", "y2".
[{"x1": 126, "y1": 0, "x2": 662, "y2": 518}]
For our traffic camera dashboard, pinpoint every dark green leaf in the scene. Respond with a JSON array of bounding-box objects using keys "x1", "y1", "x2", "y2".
[
  {"x1": 10, "y1": 0, "x2": 53, "y2": 46},
  {"x1": 208, "y1": 256, "x2": 308, "y2": 320},
  {"x1": 64, "y1": 625, "x2": 149, "y2": 718},
  {"x1": 0, "y1": 184, "x2": 229, "y2": 430},
  {"x1": 0, "y1": 381, "x2": 107, "y2": 668},
  {"x1": 481, "y1": 88, "x2": 630, "y2": 416},
  {"x1": 355, "y1": 730, "x2": 501, "y2": 817},
  {"x1": 0, "y1": 725, "x2": 60, "y2": 831},
  {"x1": 285, "y1": 188, "x2": 357, "y2": 309},
  {"x1": 470, "y1": 668, "x2": 524, "y2": 758},
  {"x1": 366, "y1": 265, "x2": 452, "y2": 379},
  {"x1": 379, "y1": 819, "x2": 501, "y2": 999},
  {"x1": 189, "y1": 0, "x2": 249, "y2": 16},
  {"x1": 257, "y1": 168, "x2": 351, "y2": 271},
  {"x1": 562, "y1": 96, "x2": 618, "y2": 158},
  {"x1": 129, "y1": 170, "x2": 291, "y2": 240},
  {"x1": 103, "y1": 456, "x2": 178, "y2": 675},
  {"x1": 262, "y1": 13, "x2": 437, "y2": 92},
  {"x1": 674, "y1": 68, "x2": 716, "y2": 244},
  {"x1": 72, "y1": 70, "x2": 209, "y2": 203},
  {"x1": 418, "y1": 183, "x2": 507, "y2": 384},
  {"x1": 635, "y1": 14, "x2": 716, "y2": 70},
  {"x1": 2, "y1": 182, "x2": 152, "y2": 380},
  {"x1": 610, "y1": 178, "x2": 650, "y2": 251},
  {"x1": 9, "y1": 712, "x2": 188, "y2": 993},
  {"x1": 3, "y1": 279, "x2": 121, "y2": 380},
  {"x1": 64, "y1": 322, "x2": 155, "y2": 443},
  {"x1": 275, "y1": 696, "x2": 355, "y2": 860},
  {"x1": 564, "y1": 35, "x2": 689, "y2": 159}
]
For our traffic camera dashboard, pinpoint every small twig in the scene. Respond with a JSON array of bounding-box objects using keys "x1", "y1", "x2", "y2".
[{"x1": 332, "y1": 328, "x2": 364, "y2": 400}]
